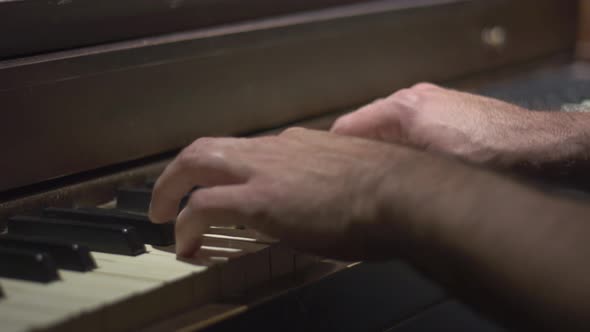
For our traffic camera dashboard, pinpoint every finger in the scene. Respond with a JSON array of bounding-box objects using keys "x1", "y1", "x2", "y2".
[
  {"x1": 330, "y1": 98, "x2": 394, "y2": 139},
  {"x1": 280, "y1": 127, "x2": 342, "y2": 144},
  {"x1": 330, "y1": 99, "x2": 403, "y2": 142},
  {"x1": 149, "y1": 138, "x2": 249, "y2": 224},
  {"x1": 175, "y1": 205, "x2": 210, "y2": 257},
  {"x1": 175, "y1": 185, "x2": 255, "y2": 257}
]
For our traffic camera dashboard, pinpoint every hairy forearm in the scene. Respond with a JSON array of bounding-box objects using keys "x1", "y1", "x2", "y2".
[
  {"x1": 376, "y1": 153, "x2": 590, "y2": 331},
  {"x1": 506, "y1": 111, "x2": 590, "y2": 188}
]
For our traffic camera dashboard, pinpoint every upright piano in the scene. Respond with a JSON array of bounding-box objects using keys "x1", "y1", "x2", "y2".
[{"x1": 0, "y1": 0, "x2": 587, "y2": 331}]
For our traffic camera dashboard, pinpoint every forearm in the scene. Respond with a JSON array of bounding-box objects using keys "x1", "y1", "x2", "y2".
[
  {"x1": 505, "y1": 111, "x2": 590, "y2": 188},
  {"x1": 376, "y1": 153, "x2": 590, "y2": 331}
]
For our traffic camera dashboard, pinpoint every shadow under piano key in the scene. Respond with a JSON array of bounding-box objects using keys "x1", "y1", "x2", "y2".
[
  {"x1": 0, "y1": 248, "x2": 60, "y2": 283},
  {"x1": 0, "y1": 235, "x2": 96, "y2": 272},
  {"x1": 6, "y1": 216, "x2": 147, "y2": 256},
  {"x1": 42, "y1": 207, "x2": 175, "y2": 246}
]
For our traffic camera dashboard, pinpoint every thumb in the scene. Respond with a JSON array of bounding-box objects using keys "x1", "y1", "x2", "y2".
[{"x1": 331, "y1": 98, "x2": 403, "y2": 142}]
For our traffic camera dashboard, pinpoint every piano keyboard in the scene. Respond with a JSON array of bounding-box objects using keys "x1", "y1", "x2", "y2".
[{"x1": 0, "y1": 178, "x2": 316, "y2": 332}]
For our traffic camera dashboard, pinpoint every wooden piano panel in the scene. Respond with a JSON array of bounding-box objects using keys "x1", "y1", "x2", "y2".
[
  {"x1": 0, "y1": 1, "x2": 585, "y2": 331},
  {"x1": 0, "y1": 0, "x2": 577, "y2": 195},
  {"x1": 0, "y1": 0, "x2": 381, "y2": 59}
]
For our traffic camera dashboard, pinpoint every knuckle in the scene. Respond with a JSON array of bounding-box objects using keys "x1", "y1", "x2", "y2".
[
  {"x1": 192, "y1": 137, "x2": 216, "y2": 151},
  {"x1": 280, "y1": 127, "x2": 306, "y2": 137},
  {"x1": 392, "y1": 88, "x2": 412, "y2": 98},
  {"x1": 176, "y1": 148, "x2": 199, "y2": 170},
  {"x1": 241, "y1": 189, "x2": 271, "y2": 220},
  {"x1": 177, "y1": 137, "x2": 218, "y2": 168},
  {"x1": 411, "y1": 82, "x2": 438, "y2": 90},
  {"x1": 391, "y1": 88, "x2": 420, "y2": 106},
  {"x1": 331, "y1": 116, "x2": 354, "y2": 133}
]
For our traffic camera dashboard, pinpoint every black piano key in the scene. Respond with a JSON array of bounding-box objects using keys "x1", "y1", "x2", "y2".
[
  {"x1": 117, "y1": 186, "x2": 152, "y2": 212},
  {"x1": 117, "y1": 185, "x2": 195, "y2": 214},
  {"x1": 0, "y1": 282, "x2": 4, "y2": 298},
  {"x1": 0, "y1": 247, "x2": 60, "y2": 283},
  {"x1": 145, "y1": 178, "x2": 157, "y2": 189},
  {"x1": 43, "y1": 207, "x2": 175, "y2": 246},
  {"x1": 0, "y1": 235, "x2": 96, "y2": 272},
  {"x1": 7, "y1": 216, "x2": 146, "y2": 256}
]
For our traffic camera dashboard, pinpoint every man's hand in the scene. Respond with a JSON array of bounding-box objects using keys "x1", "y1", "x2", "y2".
[
  {"x1": 331, "y1": 83, "x2": 587, "y2": 168},
  {"x1": 148, "y1": 127, "x2": 590, "y2": 330},
  {"x1": 149, "y1": 128, "x2": 425, "y2": 259}
]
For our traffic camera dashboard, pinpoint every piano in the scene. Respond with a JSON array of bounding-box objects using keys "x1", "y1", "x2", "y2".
[{"x1": 0, "y1": 0, "x2": 587, "y2": 331}]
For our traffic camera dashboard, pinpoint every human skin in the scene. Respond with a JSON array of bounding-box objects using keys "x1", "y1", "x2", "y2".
[
  {"x1": 150, "y1": 128, "x2": 590, "y2": 331},
  {"x1": 330, "y1": 83, "x2": 590, "y2": 171}
]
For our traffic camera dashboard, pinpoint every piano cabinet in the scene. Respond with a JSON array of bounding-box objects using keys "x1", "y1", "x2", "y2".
[{"x1": 0, "y1": 0, "x2": 587, "y2": 331}]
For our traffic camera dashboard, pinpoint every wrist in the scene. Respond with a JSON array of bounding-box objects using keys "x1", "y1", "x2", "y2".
[{"x1": 370, "y1": 148, "x2": 477, "y2": 260}]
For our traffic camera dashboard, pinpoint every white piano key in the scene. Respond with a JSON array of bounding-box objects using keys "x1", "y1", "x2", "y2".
[
  {"x1": 90, "y1": 248, "x2": 214, "y2": 332},
  {"x1": 0, "y1": 267, "x2": 164, "y2": 331},
  {"x1": 0, "y1": 246, "x2": 212, "y2": 332},
  {"x1": 0, "y1": 279, "x2": 90, "y2": 332},
  {"x1": 203, "y1": 233, "x2": 258, "y2": 242},
  {"x1": 0, "y1": 311, "x2": 39, "y2": 332},
  {"x1": 200, "y1": 245, "x2": 243, "y2": 253},
  {"x1": 93, "y1": 251, "x2": 206, "y2": 281},
  {"x1": 199, "y1": 238, "x2": 272, "y2": 298},
  {"x1": 58, "y1": 270, "x2": 158, "y2": 299},
  {"x1": 0, "y1": 226, "x2": 310, "y2": 332},
  {"x1": 0, "y1": 304, "x2": 62, "y2": 331},
  {"x1": 204, "y1": 227, "x2": 294, "y2": 279},
  {"x1": 204, "y1": 228, "x2": 278, "y2": 244}
]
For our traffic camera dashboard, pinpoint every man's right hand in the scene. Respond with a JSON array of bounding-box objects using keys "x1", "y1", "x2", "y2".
[{"x1": 331, "y1": 83, "x2": 586, "y2": 168}]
